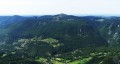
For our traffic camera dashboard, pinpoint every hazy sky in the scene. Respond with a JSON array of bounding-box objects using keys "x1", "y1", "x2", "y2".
[{"x1": 0, "y1": 0, "x2": 120, "y2": 15}]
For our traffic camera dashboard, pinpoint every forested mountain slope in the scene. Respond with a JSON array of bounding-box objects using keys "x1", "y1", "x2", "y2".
[{"x1": 0, "y1": 14, "x2": 120, "y2": 64}]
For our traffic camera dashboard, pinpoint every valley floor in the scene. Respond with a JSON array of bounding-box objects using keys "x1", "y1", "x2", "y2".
[{"x1": 0, "y1": 47, "x2": 120, "y2": 64}]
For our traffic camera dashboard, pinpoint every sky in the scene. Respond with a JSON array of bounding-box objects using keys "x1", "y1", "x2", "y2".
[{"x1": 0, "y1": 0, "x2": 120, "y2": 15}]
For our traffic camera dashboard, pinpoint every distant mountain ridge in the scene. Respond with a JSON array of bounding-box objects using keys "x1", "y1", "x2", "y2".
[
  {"x1": 0, "y1": 14, "x2": 120, "y2": 49},
  {"x1": 0, "y1": 15, "x2": 32, "y2": 29}
]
